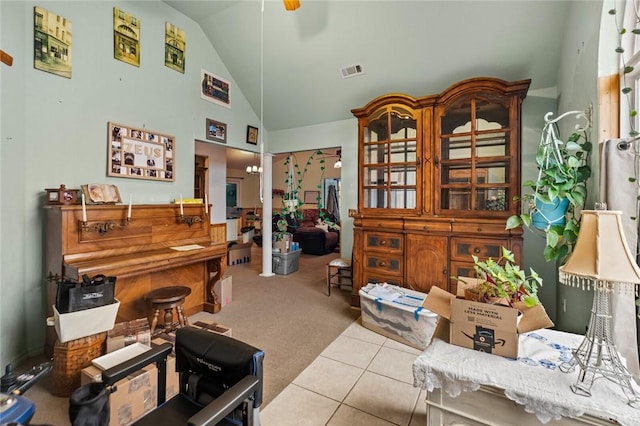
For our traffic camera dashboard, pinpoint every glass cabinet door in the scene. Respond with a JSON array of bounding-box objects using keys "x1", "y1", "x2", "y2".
[
  {"x1": 362, "y1": 105, "x2": 420, "y2": 211},
  {"x1": 437, "y1": 93, "x2": 513, "y2": 214}
]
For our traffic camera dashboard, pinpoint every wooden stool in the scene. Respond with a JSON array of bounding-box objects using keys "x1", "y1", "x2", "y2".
[{"x1": 144, "y1": 286, "x2": 191, "y2": 335}]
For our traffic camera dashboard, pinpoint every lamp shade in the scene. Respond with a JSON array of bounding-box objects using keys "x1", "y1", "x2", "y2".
[{"x1": 559, "y1": 210, "x2": 640, "y2": 287}]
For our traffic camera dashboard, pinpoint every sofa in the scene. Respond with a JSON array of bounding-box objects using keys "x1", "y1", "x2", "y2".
[
  {"x1": 292, "y1": 211, "x2": 340, "y2": 255},
  {"x1": 253, "y1": 210, "x2": 340, "y2": 255}
]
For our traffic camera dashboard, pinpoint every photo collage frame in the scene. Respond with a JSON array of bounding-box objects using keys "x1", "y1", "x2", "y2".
[{"x1": 108, "y1": 122, "x2": 175, "y2": 182}]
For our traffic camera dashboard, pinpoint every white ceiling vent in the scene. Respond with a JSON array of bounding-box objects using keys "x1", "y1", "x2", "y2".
[{"x1": 339, "y1": 63, "x2": 364, "y2": 79}]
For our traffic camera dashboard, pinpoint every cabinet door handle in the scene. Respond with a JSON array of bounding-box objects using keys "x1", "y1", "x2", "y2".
[
  {"x1": 434, "y1": 155, "x2": 439, "y2": 166},
  {"x1": 416, "y1": 158, "x2": 421, "y2": 166},
  {"x1": 474, "y1": 248, "x2": 481, "y2": 254},
  {"x1": 477, "y1": 227, "x2": 482, "y2": 232},
  {"x1": 442, "y1": 268, "x2": 447, "y2": 276},
  {"x1": 380, "y1": 240, "x2": 386, "y2": 245},
  {"x1": 378, "y1": 261, "x2": 386, "y2": 267},
  {"x1": 423, "y1": 225, "x2": 429, "y2": 230}
]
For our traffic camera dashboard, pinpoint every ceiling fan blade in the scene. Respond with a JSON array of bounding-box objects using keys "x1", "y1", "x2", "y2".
[
  {"x1": 283, "y1": 0, "x2": 300, "y2": 11},
  {"x1": 1, "y1": 50, "x2": 13, "y2": 66}
]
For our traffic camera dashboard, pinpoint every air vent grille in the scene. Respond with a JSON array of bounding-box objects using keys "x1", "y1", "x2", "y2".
[{"x1": 339, "y1": 64, "x2": 364, "y2": 79}]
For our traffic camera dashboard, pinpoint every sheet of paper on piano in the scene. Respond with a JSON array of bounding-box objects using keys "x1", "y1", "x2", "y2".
[{"x1": 170, "y1": 244, "x2": 205, "y2": 251}]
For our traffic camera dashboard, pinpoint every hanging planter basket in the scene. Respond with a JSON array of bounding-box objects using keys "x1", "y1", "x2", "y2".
[{"x1": 531, "y1": 197, "x2": 570, "y2": 230}]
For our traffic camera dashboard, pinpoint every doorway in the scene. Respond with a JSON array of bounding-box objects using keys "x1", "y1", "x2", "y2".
[{"x1": 194, "y1": 155, "x2": 208, "y2": 199}]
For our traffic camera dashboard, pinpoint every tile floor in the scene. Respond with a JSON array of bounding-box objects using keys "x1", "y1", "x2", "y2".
[{"x1": 260, "y1": 319, "x2": 427, "y2": 426}]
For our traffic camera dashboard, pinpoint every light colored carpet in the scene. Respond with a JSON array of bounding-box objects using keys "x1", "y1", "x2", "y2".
[{"x1": 19, "y1": 246, "x2": 358, "y2": 425}]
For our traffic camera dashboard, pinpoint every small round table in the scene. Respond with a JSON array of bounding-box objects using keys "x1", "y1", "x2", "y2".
[{"x1": 144, "y1": 286, "x2": 191, "y2": 335}]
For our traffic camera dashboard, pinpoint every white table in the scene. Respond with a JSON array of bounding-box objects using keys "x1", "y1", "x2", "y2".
[{"x1": 413, "y1": 329, "x2": 640, "y2": 425}]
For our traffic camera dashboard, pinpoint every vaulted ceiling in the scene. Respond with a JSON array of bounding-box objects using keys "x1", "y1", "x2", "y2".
[{"x1": 164, "y1": 0, "x2": 575, "y2": 132}]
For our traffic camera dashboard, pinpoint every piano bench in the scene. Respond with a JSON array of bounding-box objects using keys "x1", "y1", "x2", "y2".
[{"x1": 144, "y1": 286, "x2": 192, "y2": 336}]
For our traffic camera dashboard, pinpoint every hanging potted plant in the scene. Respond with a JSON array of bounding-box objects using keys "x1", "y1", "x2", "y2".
[{"x1": 506, "y1": 111, "x2": 592, "y2": 263}]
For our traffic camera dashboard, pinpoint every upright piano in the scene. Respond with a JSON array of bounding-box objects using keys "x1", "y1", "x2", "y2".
[{"x1": 44, "y1": 203, "x2": 227, "y2": 355}]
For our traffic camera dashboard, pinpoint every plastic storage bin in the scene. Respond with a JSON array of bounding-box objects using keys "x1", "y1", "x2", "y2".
[
  {"x1": 273, "y1": 249, "x2": 301, "y2": 275},
  {"x1": 359, "y1": 284, "x2": 438, "y2": 350}
]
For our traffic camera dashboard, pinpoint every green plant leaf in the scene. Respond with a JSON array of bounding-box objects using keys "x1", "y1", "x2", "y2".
[
  {"x1": 625, "y1": 66, "x2": 635, "y2": 74},
  {"x1": 609, "y1": 8, "x2": 616, "y2": 15},
  {"x1": 505, "y1": 215, "x2": 522, "y2": 229},
  {"x1": 623, "y1": 87, "x2": 633, "y2": 94},
  {"x1": 616, "y1": 47, "x2": 625, "y2": 53}
]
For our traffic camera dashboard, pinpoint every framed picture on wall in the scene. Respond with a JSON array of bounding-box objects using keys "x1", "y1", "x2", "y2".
[
  {"x1": 107, "y1": 122, "x2": 175, "y2": 182},
  {"x1": 304, "y1": 190, "x2": 320, "y2": 204},
  {"x1": 246, "y1": 125, "x2": 258, "y2": 145},
  {"x1": 206, "y1": 119, "x2": 227, "y2": 143},
  {"x1": 201, "y1": 69, "x2": 231, "y2": 108}
]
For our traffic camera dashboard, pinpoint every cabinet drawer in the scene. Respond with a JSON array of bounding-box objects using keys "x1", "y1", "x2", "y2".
[
  {"x1": 404, "y1": 221, "x2": 451, "y2": 233},
  {"x1": 451, "y1": 237, "x2": 506, "y2": 262},
  {"x1": 359, "y1": 218, "x2": 403, "y2": 230},
  {"x1": 363, "y1": 272, "x2": 404, "y2": 287},
  {"x1": 363, "y1": 232, "x2": 403, "y2": 253},
  {"x1": 450, "y1": 261, "x2": 477, "y2": 296},
  {"x1": 363, "y1": 253, "x2": 403, "y2": 276},
  {"x1": 451, "y1": 222, "x2": 509, "y2": 235}
]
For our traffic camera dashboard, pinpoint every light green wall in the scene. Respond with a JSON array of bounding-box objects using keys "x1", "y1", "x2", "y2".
[{"x1": 0, "y1": 0, "x2": 261, "y2": 366}]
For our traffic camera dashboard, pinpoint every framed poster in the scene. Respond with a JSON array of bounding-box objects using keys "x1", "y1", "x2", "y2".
[
  {"x1": 201, "y1": 69, "x2": 230, "y2": 108},
  {"x1": 165, "y1": 22, "x2": 185, "y2": 73},
  {"x1": 113, "y1": 7, "x2": 140, "y2": 67},
  {"x1": 34, "y1": 7, "x2": 72, "y2": 78},
  {"x1": 206, "y1": 119, "x2": 227, "y2": 143},
  {"x1": 108, "y1": 122, "x2": 174, "y2": 181},
  {"x1": 247, "y1": 125, "x2": 258, "y2": 145}
]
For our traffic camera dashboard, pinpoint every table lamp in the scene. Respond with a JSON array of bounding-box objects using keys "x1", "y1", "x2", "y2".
[{"x1": 558, "y1": 209, "x2": 640, "y2": 407}]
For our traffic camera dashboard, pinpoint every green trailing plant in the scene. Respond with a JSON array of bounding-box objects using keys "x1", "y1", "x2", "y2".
[
  {"x1": 506, "y1": 118, "x2": 592, "y2": 263},
  {"x1": 456, "y1": 247, "x2": 542, "y2": 308},
  {"x1": 611, "y1": 5, "x2": 640, "y2": 223},
  {"x1": 281, "y1": 150, "x2": 326, "y2": 220}
]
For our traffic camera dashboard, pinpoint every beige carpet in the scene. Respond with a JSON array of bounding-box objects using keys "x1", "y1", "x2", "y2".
[{"x1": 20, "y1": 246, "x2": 358, "y2": 425}]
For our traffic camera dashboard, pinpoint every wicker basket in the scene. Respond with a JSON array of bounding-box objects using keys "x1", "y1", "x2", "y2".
[{"x1": 52, "y1": 332, "x2": 106, "y2": 397}]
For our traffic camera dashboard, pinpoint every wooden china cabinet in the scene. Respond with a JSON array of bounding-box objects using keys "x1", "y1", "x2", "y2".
[{"x1": 350, "y1": 77, "x2": 530, "y2": 307}]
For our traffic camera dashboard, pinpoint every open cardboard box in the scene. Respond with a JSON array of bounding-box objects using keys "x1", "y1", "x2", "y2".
[{"x1": 423, "y1": 286, "x2": 554, "y2": 359}]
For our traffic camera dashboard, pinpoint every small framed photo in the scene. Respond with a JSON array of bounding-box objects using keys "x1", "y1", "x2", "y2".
[
  {"x1": 206, "y1": 119, "x2": 227, "y2": 143},
  {"x1": 246, "y1": 125, "x2": 259, "y2": 145},
  {"x1": 304, "y1": 190, "x2": 320, "y2": 204}
]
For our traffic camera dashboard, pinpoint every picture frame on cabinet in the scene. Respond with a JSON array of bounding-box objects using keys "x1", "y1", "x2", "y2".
[
  {"x1": 247, "y1": 125, "x2": 259, "y2": 145},
  {"x1": 45, "y1": 185, "x2": 80, "y2": 205},
  {"x1": 206, "y1": 119, "x2": 227, "y2": 143}
]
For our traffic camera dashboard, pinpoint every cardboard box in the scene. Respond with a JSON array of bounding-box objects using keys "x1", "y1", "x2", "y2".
[
  {"x1": 107, "y1": 318, "x2": 151, "y2": 353},
  {"x1": 81, "y1": 363, "x2": 157, "y2": 426},
  {"x1": 423, "y1": 287, "x2": 553, "y2": 359},
  {"x1": 53, "y1": 300, "x2": 120, "y2": 343},
  {"x1": 228, "y1": 242, "x2": 252, "y2": 265},
  {"x1": 273, "y1": 233, "x2": 292, "y2": 253},
  {"x1": 214, "y1": 275, "x2": 232, "y2": 307}
]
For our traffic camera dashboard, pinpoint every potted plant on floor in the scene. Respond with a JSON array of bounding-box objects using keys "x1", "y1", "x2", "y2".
[
  {"x1": 506, "y1": 111, "x2": 592, "y2": 263},
  {"x1": 457, "y1": 246, "x2": 542, "y2": 308}
]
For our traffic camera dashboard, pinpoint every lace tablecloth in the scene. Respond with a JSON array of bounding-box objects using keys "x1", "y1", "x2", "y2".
[{"x1": 412, "y1": 328, "x2": 640, "y2": 425}]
